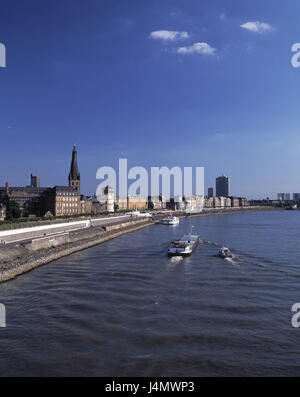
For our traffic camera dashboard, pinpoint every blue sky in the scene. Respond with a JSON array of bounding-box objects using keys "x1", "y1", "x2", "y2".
[{"x1": 0, "y1": 0, "x2": 300, "y2": 199}]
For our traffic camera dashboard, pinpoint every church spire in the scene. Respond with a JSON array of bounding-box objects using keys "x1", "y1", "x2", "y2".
[{"x1": 68, "y1": 145, "x2": 80, "y2": 193}]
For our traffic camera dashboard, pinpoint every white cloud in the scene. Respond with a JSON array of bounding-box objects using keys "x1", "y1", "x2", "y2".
[
  {"x1": 150, "y1": 30, "x2": 189, "y2": 41},
  {"x1": 240, "y1": 21, "x2": 274, "y2": 33},
  {"x1": 177, "y1": 42, "x2": 216, "y2": 55},
  {"x1": 211, "y1": 132, "x2": 235, "y2": 142},
  {"x1": 220, "y1": 13, "x2": 226, "y2": 21}
]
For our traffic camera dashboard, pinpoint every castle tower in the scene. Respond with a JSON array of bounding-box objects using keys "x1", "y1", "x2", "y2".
[
  {"x1": 30, "y1": 174, "x2": 40, "y2": 188},
  {"x1": 68, "y1": 145, "x2": 80, "y2": 193}
]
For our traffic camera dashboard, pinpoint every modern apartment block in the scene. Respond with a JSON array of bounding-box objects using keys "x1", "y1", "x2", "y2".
[
  {"x1": 216, "y1": 174, "x2": 230, "y2": 197},
  {"x1": 293, "y1": 193, "x2": 300, "y2": 201},
  {"x1": 277, "y1": 193, "x2": 290, "y2": 201}
]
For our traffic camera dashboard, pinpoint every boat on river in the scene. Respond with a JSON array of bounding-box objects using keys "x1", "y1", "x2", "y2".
[
  {"x1": 168, "y1": 232, "x2": 199, "y2": 257},
  {"x1": 127, "y1": 210, "x2": 152, "y2": 218},
  {"x1": 219, "y1": 247, "x2": 233, "y2": 258},
  {"x1": 161, "y1": 216, "x2": 179, "y2": 225}
]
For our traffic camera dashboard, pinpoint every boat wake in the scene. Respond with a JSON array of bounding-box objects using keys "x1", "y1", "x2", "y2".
[
  {"x1": 175, "y1": 237, "x2": 281, "y2": 272},
  {"x1": 201, "y1": 240, "x2": 258, "y2": 265},
  {"x1": 224, "y1": 256, "x2": 240, "y2": 267},
  {"x1": 170, "y1": 256, "x2": 184, "y2": 264},
  {"x1": 200, "y1": 239, "x2": 219, "y2": 247}
]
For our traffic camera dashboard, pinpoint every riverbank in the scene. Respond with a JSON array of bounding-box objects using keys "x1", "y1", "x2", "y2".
[
  {"x1": 165, "y1": 205, "x2": 281, "y2": 221},
  {"x1": 0, "y1": 218, "x2": 154, "y2": 283},
  {"x1": 0, "y1": 206, "x2": 282, "y2": 283},
  {"x1": 186, "y1": 205, "x2": 281, "y2": 217}
]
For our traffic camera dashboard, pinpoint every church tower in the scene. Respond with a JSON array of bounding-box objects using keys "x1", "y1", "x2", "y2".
[{"x1": 68, "y1": 145, "x2": 80, "y2": 193}]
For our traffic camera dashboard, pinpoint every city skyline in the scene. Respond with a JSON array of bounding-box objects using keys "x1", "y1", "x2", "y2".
[
  {"x1": 0, "y1": 144, "x2": 253, "y2": 218},
  {"x1": 0, "y1": 144, "x2": 298, "y2": 200},
  {"x1": 1, "y1": 0, "x2": 300, "y2": 199}
]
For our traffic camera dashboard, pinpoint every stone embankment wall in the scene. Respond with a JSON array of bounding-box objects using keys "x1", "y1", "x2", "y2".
[
  {"x1": 24, "y1": 233, "x2": 70, "y2": 252},
  {"x1": 0, "y1": 219, "x2": 154, "y2": 283}
]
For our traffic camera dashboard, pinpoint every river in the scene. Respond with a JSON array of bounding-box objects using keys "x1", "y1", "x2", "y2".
[{"x1": 0, "y1": 210, "x2": 300, "y2": 376}]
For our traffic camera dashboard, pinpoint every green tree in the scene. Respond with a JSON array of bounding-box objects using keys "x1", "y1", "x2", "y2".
[
  {"x1": 30, "y1": 196, "x2": 47, "y2": 217},
  {"x1": 5, "y1": 198, "x2": 21, "y2": 220}
]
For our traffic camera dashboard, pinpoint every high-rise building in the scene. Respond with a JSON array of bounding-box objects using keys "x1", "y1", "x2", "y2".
[
  {"x1": 68, "y1": 145, "x2": 80, "y2": 193},
  {"x1": 208, "y1": 188, "x2": 214, "y2": 198},
  {"x1": 216, "y1": 174, "x2": 230, "y2": 197},
  {"x1": 277, "y1": 193, "x2": 290, "y2": 201},
  {"x1": 293, "y1": 193, "x2": 300, "y2": 201}
]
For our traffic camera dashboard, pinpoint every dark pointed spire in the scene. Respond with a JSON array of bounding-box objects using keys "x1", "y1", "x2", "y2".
[{"x1": 69, "y1": 145, "x2": 80, "y2": 181}]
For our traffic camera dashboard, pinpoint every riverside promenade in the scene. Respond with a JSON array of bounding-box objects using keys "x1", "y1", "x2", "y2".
[{"x1": 0, "y1": 206, "x2": 281, "y2": 283}]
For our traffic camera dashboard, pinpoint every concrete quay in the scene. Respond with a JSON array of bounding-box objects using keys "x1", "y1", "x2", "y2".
[
  {"x1": 0, "y1": 217, "x2": 155, "y2": 283},
  {"x1": 0, "y1": 214, "x2": 132, "y2": 245}
]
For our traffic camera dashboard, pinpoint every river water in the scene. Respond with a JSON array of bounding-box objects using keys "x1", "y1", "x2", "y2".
[{"x1": 0, "y1": 210, "x2": 300, "y2": 376}]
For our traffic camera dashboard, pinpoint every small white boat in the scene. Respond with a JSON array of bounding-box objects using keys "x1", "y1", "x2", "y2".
[
  {"x1": 161, "y1": 216, "x2": 179, "y2": 225},
  {"x1": 168, "y1": 232, "x2": 199, "y2": 257},
  {"x1": 219, "y1": 247, "x2": 233, "y2": 258},
  {"x1": 128, "y1": 210, "x2": 152, "y2": 218}
]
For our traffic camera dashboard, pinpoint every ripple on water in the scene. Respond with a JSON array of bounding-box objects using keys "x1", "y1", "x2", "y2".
[{"x1": 0, "y1": 211, "x2": 299, "y2": 376}]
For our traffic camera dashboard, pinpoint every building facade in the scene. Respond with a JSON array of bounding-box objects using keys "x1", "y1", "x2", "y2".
[
  {"x1": 216, "y1": 175, "x2": 230, "y2": 197},
  {"x1": 0, "y1": 203, "x2": 6, "y2": 220},
  {"x1": 103, "y1": 186, "x2": 115, "y2": 212},
  {"x1": 185, "y1": 195, "x2": 205, "y2": 213},
  {"x1": 46, "y1": 186, "x2": 81, "y2": 217},
  {"x1": 0, "y1": 146, "x2": 83, "y2": 217},
  {"x1": 116, "y1": 197, "x2": 128, "y2": 211},
  {"x1": 96, "y1": 186, "x2": 115, "y2": 213},
  {"x1": 204, "y1": 197, "x2": 214, "y2": 208},
  {"x1": 0, "y1": 182, "x2": 49, "y2": 216},
  {"x1": 88, "y1": 196, "x2": 106, "y2": 214},
  {"x1": 127, "y1": 196, "x2": 148, "y2": 210},
  {"x1": 80, "y1": 195, "x2": 92, "y2": 215},
  {"x1": 148, "y1": 195, "x2": 166, "y2": 210},
  {"x1": 277, "y1": 193, "x2": 290, "y2": 201},
  {"x1": 293, "y1": 193, "x2": 300, "y2": 201},
  {"x1": 231, "y1": 197, "x2": 240, "y2": 207}
]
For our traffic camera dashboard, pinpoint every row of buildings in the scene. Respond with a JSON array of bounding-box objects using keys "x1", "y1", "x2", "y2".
[
  {"x1": 277, "y1": 193, "x2": 300, "y2": 202},
  {"x1": 0, "y1": 148, "x2": 249, "y2": 220},
  {"x1": 0, "y1": 146, "x2": 107, "y2": 219},
  {"x1": 204, "y1": 196, "x2": 249, "y2": 208}
]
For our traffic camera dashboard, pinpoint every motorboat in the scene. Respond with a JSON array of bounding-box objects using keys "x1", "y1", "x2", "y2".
[
  {"x1": 161, "y1": 216, "x2": 179, "y2": 225},
  {"x1": 168, "y1": 233, "x2": 199, "y2": 256},
  {"x1": 219, "y1": 247, "x2": 233, "y2": 258}
]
